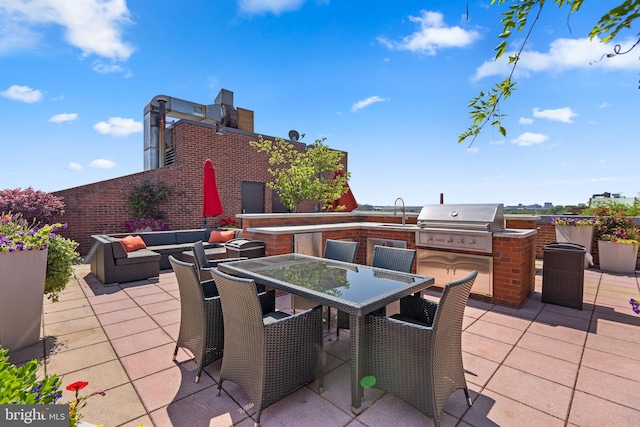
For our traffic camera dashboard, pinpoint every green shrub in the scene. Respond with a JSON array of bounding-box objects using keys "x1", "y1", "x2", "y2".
[
  {"x1": 46, "y1": 232, "x2": 81, "y2": 302},
  {"x1": 0, "y1": 347, "x2": 62, "y2": 405}
]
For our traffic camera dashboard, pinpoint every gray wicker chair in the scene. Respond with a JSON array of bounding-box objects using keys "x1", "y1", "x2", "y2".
[
  {"x1": 364, "y1": 270, "x2": 478, "y2": 427},
  {"x1": 322, "y1": 239, "x2": 358, "y2": 328},
  {"x1": 336, "y1": 245, "x2": 416, "y2": 338},
  {"x1": 211, "y1": 268, "x2": 324, "y2": 427},
  {"x1": 168, "y1": 255, "x2": 224, "y2": 383},
  {"x1": 324, "y1": 239, "x2": 359, "y2": 263},
  {"x1": 192, "y1": 240, "x2": 249, "y2": 282}
]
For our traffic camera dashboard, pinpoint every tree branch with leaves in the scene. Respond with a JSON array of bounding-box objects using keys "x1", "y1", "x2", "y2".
[{"x1": 460, "y1": 0, "x2": 640, "y2": 146}]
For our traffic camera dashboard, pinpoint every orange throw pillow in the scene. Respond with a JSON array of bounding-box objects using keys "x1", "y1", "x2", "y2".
[
  {"x1": 118, "y1": 235, "x2": 147, "y2": 252},
  {"x1": 208, "y1": 230, "x2": 236, "y2": 243}
]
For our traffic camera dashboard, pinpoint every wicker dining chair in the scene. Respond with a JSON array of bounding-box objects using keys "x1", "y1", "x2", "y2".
[
  {"x1": 168, "y1": 255, "x2": 224, "y2": 383},
  {"x1": 336, "y1": 245, "x2": 416, "y2": 338},
  {"x1": 192, "y1": 240, "x2": 249, "y2": 283},
  {"x1": 210, "y1": 268, "x2": 324, "y2": 427},
  {"x1": 322, "y1": 239, "x2": 358, "y2": 328},
  {"x1": 363, "y1": 270, "x2": 478, "y2": 427}
]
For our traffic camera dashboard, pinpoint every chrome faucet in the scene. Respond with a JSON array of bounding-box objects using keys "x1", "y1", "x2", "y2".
[{"x1": 394, "y1": 197, "x2": 406, "y2": 225}]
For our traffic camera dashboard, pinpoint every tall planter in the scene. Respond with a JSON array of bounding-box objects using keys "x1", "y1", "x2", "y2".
[
  {"x1": 597, "y1": 240, "x2": 638, "y2": 274},
  {"x1": 0, "y1": 249, "x2": 48, "y2": 351},
  {"x1": 555, "y1": 225, "x2": 594, "y2": 268}
]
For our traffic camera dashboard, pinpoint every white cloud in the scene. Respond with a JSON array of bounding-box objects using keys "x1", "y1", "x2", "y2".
[
  {"x1": 489, "y1": 139, "x2": 505, "y2": 145},
  {"x1": 467, "y1": 147, "x2": 479, "y2": 154},
  {"x1": 351, "y1": 96, "x2": 388, "y2": 112},
  {"x1": 238, "y1": 0, "x2": 305, "y2": 15},
  {"x1": 378, "y1": 10, "x2": 480, "y2": 55},
  {"x1": 599, "y1": 102, "x2": 611, "y2": 108},
  {"x1": 519, "y1": 117, "x2": 534, "y2": 125},
  {"x1": 67, "y1": 162, "x2": 82, "y2": 170},
  {"x1": 0, "y1": 0, "x2": 135, "y2": 61},
  {"x1": 89, "y1": 159, "x2": 116, "y2": 169},
  {"x1": 473, "y1": 36, "x2": 640, "y2": 80},
  {"x1": 532, "y1": 107, "x2": 577, "y2": 123},
  {"x1": 511, "y1": 132, "x2": 548, "y2": 147},
  {"x1": 93, "y1": 117, "x2": 142, "y2": 136},
  {"x1": 1, "y1": 85, "x2": 43, "y2": 103},
  {"x1": 92, "y1": 60, "x2": 124, "y2": 74},
  {"x1": 49, "y1": 113, "x2": 78, "y2": 123}
]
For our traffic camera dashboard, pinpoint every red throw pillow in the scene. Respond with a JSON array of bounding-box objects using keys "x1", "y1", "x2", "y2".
[
  {"x1": 208, "y1": 230, "x2": 236, "y2": 243},
  {"x1": 117, "y1": 235, "x2": 147, "y2": 252}
]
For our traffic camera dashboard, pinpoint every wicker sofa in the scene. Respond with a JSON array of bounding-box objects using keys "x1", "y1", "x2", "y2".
[{"x1": 89, "y1": 228, "x2": 242, "y2": 285}]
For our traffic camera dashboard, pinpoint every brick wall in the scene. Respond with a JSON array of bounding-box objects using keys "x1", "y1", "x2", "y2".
[{"x1": 52, "y1": 120, "x2": 311, "y2": 255}]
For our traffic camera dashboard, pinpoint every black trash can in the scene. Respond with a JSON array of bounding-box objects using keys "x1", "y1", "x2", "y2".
[
  {"x1": 542, "y1": 242, "x2": 586, "y2": 310},
  {"x1": 225, "y1": 238, "x2": 265, "y2": 259}
]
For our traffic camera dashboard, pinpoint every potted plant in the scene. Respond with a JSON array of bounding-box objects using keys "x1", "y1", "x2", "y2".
[
  {"x1": 594, "y1": 206, "x2": 639, "y2": 273},
  {"x1": 218, "y1": 216, "x2": 239, "y2": 229},
  {"x1": 551, "y1": 216, "x2": 596, "y2": 267},
  {"x1": 0, "y1": 213, "x2": 79, "y2": 350}
]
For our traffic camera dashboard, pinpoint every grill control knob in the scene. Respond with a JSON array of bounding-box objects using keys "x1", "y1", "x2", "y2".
[
  {"x1": 458, "y1": 237, "x2": 465, "y2": 244},
  {"x1": 447, "y1": 237, "x2": 454, "y2": 243},
  {"x1": 469, "y1": 239, "x2": 477, "y2": 245}
]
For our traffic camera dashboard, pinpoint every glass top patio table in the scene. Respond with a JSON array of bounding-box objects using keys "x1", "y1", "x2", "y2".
[{"x1": 217, "y1": 253, "x2": 434, "y2": 413}]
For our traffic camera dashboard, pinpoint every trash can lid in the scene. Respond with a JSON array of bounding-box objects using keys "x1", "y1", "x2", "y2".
[{"x1": 543, "y1": 242, "x2": 586, "y2": 252}]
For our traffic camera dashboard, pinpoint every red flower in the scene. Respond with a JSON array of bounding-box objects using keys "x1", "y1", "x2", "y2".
[{"x1": 66, "y1": 381, "x2": 89, "y2": 392}]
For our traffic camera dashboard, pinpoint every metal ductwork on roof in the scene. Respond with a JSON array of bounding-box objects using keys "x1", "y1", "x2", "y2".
[{"x1": 143, "y1": 89, "x2": 239, "y2": 170}]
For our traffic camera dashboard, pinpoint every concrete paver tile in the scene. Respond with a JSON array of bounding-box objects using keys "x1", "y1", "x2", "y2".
[
  {"x1": 516, "y1": 332, "x2": 584, "y2": 364},
  {"x1": 485, "y1": 365, "x2": 572, "y2": 419},
  {"x1": 461, "y1": 332, "x2": 512, "y2": 364},
  {"x1": 132, "y1": 363, "x2": 216, "y2": 412},
  {"x1": 568, "y1": 390, "x2": 640, "y2": 427},
  {"x1": 110, "y1": 327, "x2": 173, "y2": 358},
  {"x1": 96, "y1": 306, "x2": 149, "y2": 326},
  {"x1": 502, "y1": 346, "x2": 578, "y2": 387},
  {"x1": 46, "y1": 341, "x2": 117, "y2": 376},
  {"x1": 465, "y1": 319, "x2": 525, "y2": 345},
  {"x1": 585, "y1": 332, "x2": 640, "y2": 361},
  {"x1": 575, "y1": 366, "x2": 640, "y2": 410},
  {"x1": 102, "y1": 316, "x2": 160, "y2": 340},
  {"x1": 44, "y1": 315, "x2": 102, "y2": 337},
  {"x1": 149, "y1": 387, "x2": 251, "y2": 427},
  {"x1": 462, "y1": 389, "x2": 565, "y2": 427},
  {"x1": 79, "y1": 383, "x2": 148, "y2": 427}
]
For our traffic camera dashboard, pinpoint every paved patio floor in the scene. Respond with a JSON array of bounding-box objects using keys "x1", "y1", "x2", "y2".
[{"x1": 8, "y1": 261, "x2": 640, "y2": 427}]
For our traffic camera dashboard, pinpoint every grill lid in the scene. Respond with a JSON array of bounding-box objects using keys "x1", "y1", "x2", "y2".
[{"x1": 417, "y1": 203, "x2": 505, "y2": 231}]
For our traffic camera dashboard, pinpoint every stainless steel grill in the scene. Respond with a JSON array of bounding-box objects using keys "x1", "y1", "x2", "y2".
[
  {"x1": 416, "y1": 204, "x2": 504, "y2": 253},
  {"x1": 417, "y1": 203, "x2": 504, "y2": 231},
  {"x1": 415, "y1": 203, "x2": 504, "y2": 297}
]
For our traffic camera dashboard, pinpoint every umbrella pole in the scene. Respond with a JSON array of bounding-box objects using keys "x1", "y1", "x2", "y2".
[{"x1": 203, "y1": 217, "x2": 207, "y2": 228}]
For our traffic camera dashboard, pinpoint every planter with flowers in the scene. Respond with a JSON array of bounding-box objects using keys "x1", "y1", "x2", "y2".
[
  {"x1": 218, "y1": 216, "x2": 239, "y2": 229},
  {"x1": 552, "y1": 216, "x2": 596, "y2": 268},
  {"x1": 594, "y1": 207, "x2": 639, "y2": 274},
  {"x1": 0, "y1": 213, "x2": 79, "y2": 351}
]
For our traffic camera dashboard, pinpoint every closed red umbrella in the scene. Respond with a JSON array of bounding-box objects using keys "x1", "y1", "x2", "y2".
[
  {"x1": 330, "y1": 171, "x2": 358, "y2": 212},
  {"x1": 203, "y1": 159, "x2": 223, "y2": 226}
]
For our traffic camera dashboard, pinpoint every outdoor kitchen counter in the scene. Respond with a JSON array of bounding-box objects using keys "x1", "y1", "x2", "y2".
[
  {"x1": 247, "y1": 223, "x2": 536, "y2": 237},
  {"x1": 246, "y1": 222, "x2": 417, "y2": 234}
]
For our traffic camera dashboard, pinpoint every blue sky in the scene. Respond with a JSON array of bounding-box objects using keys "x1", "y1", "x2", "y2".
[{"x1": 1, "y1": 0, "x2": 638, "y2": 207}]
